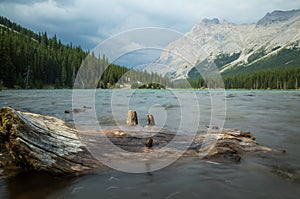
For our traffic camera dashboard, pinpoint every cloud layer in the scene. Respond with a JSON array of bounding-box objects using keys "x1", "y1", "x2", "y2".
[{"x1": 0, "y1": 0, "x2": 299, "y2": 50}]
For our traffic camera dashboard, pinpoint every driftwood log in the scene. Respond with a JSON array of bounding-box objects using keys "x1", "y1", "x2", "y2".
[
  {"x1": 0, "y1": 107, "x2": 285, "y2": 175},
  {"x1": 0, "y1": 107, "x2": 100, "y2": 175}
]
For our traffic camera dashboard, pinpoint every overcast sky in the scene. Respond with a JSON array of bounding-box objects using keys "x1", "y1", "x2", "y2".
[{"x1": 0, "y1": 0, "x2": 299, "y2": 50}]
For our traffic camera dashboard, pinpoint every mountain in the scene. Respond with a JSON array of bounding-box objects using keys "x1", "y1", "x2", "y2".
[{"x1": 151, "y1": 9, "x2": 300, "y2": 80}]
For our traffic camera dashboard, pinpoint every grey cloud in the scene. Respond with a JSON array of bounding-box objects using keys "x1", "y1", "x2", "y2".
[
  {"x1": 0, "y1": 0, "x2": 299, "y2": 51},
  {"x1": 0, "y1": 0, "x2": 46, "y2": 4}
]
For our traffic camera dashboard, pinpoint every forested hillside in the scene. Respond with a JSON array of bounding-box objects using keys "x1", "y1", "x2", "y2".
[
  {"x1": 0, "y1": 16, "x2": 170, "y2": 89},
  {"x1": 186, "y1": 48, "x2": 300, "y2": 90},
  {"x1": 0, "y1": 16, "x2": 88, "y2": 88},
  {"x1": 187, "y1": 67, "x2": 300, "y2": 89}
]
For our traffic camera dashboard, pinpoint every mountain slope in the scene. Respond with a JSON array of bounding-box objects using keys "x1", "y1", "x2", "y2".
[
  {"x1": 0, "y1": 16, "x2": 171, "y2": 89},
  {"x1": 152, "y1": 9, "x2": 300, "y2": 80},
  {"x1": 0, "y1": 16, "x2": 88, "y2": 88}
]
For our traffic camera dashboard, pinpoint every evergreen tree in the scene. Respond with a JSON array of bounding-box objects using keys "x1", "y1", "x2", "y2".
[{"x1": 0, "y1": 16, "x2": 171, "y2": 89}]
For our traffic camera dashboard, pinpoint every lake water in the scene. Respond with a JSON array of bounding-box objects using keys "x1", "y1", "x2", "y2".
[{"x1": 0, "y1": 89, "x2": 300, "y2": 198}]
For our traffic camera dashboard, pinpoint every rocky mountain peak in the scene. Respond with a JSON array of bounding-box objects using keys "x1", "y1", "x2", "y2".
[
  {"x1": 257, "y1": 9, "x2": 300, "y2": 26},
  {"x1": 201, "y1": 18, "x2": 220, "y2": 25},
  {"x1": 150, "y1": 9, "x2": 300, "y2": 80}
]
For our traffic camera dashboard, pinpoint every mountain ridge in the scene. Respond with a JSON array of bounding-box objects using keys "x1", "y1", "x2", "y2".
[
  {"x1": 151, "y1": 9, "x2": 300, "y2": 80},
  {"x1": 257, "y1": 9, "x2": 300, "y2": 26}
]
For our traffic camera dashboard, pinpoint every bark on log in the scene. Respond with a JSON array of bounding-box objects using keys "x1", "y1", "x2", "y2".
[
  {"x1": 0, "y1": 107, "x2": 100, "y2": 175},
  {"x1": 0, "y1": 107, "x2": 285, "y2": 175}
]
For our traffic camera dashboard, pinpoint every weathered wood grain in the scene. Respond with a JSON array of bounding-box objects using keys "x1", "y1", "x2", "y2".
[{"x1": 0, "y1": 107, "x2": 100, "y2": 175}]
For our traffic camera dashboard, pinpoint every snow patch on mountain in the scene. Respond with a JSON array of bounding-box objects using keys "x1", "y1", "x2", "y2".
[{"x1": 150, "y1": 9, "x2": 300, "y2": 80}]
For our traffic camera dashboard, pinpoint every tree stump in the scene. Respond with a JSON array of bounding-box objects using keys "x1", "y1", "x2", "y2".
[
  {"x1": 146, "y1": 138, "x2": 153, "y2": 148},
  {"x1": 126, "y1": 110, "x2": 138, "y2": 126},
  {"x1": 147, "y1": 114, "x2": 155, "y2": 126}
]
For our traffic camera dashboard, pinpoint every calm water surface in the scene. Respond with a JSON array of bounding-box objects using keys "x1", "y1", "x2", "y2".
[{"x1": 0, "y1": 89, "x2": 299, "y2": 199}]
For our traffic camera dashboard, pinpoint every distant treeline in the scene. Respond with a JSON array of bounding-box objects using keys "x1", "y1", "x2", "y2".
[
  {"x1": 0, "y1": 16, "x2": 171, "y2": 89},
  {"x1": 76, "y1": 53, "x2": 171, "y2": 89},
  {"x1": 187, "y1": 67, "x2": 300, "y2": 89}
]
